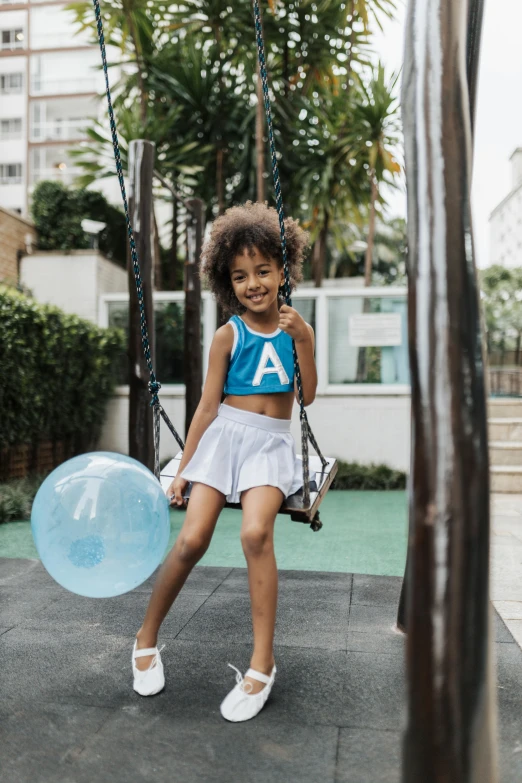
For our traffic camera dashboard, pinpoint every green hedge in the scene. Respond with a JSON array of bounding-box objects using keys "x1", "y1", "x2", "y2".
[
  {"x1": 332, "y1": 461, "x2": 407, "y2": 490},
  {"x1": 0, "y1": 286, "x2": 124, "y2": 451},
  {"x1": 30, "y1": 181, "x2": 127, "y2": 265}
]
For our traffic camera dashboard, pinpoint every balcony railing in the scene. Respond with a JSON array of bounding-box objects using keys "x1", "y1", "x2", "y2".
[
  {"x1": 30, "y1": 78, "x2": 99, "y2": 96},
  {"x1": 30, "y1": 120, "x2": 87, "y2": 142}
]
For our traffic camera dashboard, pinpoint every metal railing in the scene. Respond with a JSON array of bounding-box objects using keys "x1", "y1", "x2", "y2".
[
  {"x1": 489, "y1": 367, "x2": 522, "y2": 397},
  {"x1": 30, "y1": 78, "x2": 99, "y2": 96}
]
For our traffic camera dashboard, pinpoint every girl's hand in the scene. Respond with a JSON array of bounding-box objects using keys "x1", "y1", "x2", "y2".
[
  {"x1": 279, "y1": 305, "x2": 310, "y2": 343},
  {"x1": 167, "y1": 475, "x2": 188, "y2": 507}
]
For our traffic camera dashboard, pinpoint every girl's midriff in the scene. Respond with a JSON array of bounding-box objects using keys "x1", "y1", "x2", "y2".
[{"x1": 223, "y1": 391, "x2": 295, "y2": 420}]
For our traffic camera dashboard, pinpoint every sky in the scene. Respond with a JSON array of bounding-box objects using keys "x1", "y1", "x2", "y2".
[{"x1": 372, "y1": 0, "x2": 522, "y2": 268}]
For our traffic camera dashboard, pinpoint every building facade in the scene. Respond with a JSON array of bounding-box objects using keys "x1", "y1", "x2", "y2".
[
  {"x1": 0, "y1": 0, "x2": 109, "y2": 216},
  {"x1": 489, "y1": 147, "x2": 522, "y2": 268}
]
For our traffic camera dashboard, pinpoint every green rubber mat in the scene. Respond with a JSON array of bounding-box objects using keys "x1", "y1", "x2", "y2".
[{"x1": 0, "y1": 491, "x2": 407, "y2": 576}]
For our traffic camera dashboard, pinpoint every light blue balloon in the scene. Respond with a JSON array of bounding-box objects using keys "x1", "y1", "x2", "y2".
[{"x1": 31, "y1": 452, "x2": 170, "y2": 598}]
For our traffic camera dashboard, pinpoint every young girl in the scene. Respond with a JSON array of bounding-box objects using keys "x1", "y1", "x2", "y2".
[{"x1": 132, "y1": 201, "x2": 317, "y2": 722}]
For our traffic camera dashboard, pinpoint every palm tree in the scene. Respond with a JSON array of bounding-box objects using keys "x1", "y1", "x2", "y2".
[{"x1": 349, "y1": 64, "x2": 401, "y2": 287}]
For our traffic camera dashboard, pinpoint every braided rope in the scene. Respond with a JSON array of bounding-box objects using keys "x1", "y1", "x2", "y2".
[
  {"x1": 92, "y1": 0, "x2": 184, "y2": 477},
  {"x1": 253, "y1": 0, "x2": 328, "y2": 506}
]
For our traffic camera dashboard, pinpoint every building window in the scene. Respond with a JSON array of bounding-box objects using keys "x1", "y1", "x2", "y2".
[
  {"x1": 0, "y1": 73, "x2": 23, "y2": 93},
  {"x1": 0, "y1": 163, "x2": 22, "y2": 184},
  {"x1": 1, "y1": 29, "x2": 25, "y2": 51},
  {"x1": 0, "y1": 118, "x2": 22, "y2": 139}
]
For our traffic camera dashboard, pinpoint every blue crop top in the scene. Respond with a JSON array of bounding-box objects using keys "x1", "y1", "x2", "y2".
[{"x1": 224, "y1": 315, "x2": 294, "y2": 396}]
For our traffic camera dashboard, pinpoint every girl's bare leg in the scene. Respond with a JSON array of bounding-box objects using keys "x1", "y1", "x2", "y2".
[
  {"x1": 135, "y1": 482, "x2": 225, "y2": 670},
  {"x1": 239, "y1": 485, "x2": 282, "y2": 694}
]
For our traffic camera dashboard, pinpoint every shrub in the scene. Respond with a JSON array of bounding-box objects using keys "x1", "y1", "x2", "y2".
[
  {"x1": 30, "y1": 181, "x2": 127, "y2": 265},
  {"x1": 332, "y1": 460, "x2": 406, "y2": 490},
  {"x1": 0, "y1": 286, "x2": 124, "y2": 453},
  {"x1": 0, "y1": 475, "x2": 46, "y2": 524}
]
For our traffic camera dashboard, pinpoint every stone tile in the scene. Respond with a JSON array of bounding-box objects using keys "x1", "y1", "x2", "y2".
[
  {"x1": 494, "y1": 610, "x2": 516, "y2": 644},
  {"x1": 177, "y1": 589, "x2": 349, "y2": 650},
  {"x1": 220, "y1": 568, "x2": 353, "y2": 603},
  {"x1": 62, "y1": 709, "x2": 339, "y2": 783},
  {"x1": 493, "y1": 601, "x2": 522, "y2": 621},
  {"x1": 340, "y1": 651, "x2": 407, "y2": 731},
  {"x1": 503, "y1": 619, "x2": 522, "y2": 648},
  {"x1": 137, "y1": 565, "x2": 233, "y2": 595},
  {"x1": 351, "y1": 574, "x2": 402, "y2": 606},
  {"x1": 0, "y1": 700, "x2": 113, "y2": 783},
  {"x1": 18, "y1": 589, "x2": 209, "y2": 639},
  {"x1": 0, "y1": 628, "x2": 130, "y2": 708},
  {"x1": 348, "y1": 603, "x2": 401, "y2": 636},
  {"x1": 346, "y1": 629, "x2": 405, "y2": 656},
  {"x1": 0, "y1": 586, "x2": 60, "y2": 627},
  {"x1": 336, "y1": 728, "x2": 402, "y2": 783}
]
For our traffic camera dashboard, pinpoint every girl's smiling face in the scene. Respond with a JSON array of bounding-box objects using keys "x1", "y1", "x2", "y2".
[{"x1": 230, "y1": 247, "x2": 284, "y2": 313}]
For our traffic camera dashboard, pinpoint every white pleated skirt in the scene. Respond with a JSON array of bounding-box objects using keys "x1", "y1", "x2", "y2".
[{"x1": 180, "y1": 403, "x2": 304, "y2": 503}]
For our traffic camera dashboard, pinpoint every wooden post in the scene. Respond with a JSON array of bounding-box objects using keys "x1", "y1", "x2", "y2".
[
  {"x1": 127, "y1": 139, "x2": 156, "y2": 471},
  {"x1": 397, "y1": 0, "x2": 486, "y2": 635},
  {"x1": 401, "y1": 1, "x2": 498, "y2": 780},
  {"x1": 184, "y1": 198, "x2": 204, "y2": 437}
]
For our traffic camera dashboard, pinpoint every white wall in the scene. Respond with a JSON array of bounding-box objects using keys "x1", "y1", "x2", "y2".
[
  {"x1": 98, "y1": 390, "x2": 411, "y2": 471},
  {"x1": 20, "y1": 251, "x2": 127, "y2": 323},
  {"x1": 489, "y1": 185, "x2": 522, "y2": 268}
]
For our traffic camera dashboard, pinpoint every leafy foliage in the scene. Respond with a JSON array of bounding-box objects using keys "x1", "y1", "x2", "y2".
[
  {"x1": 332, "y1": 460, "x2": 406, "y2": 490},
  {"x1": 66, "y1": 0, "x2": 402, "y2": 285},
  {"x1": 480, "y1": 266, "x2": 522, "y2": 356},
  {"x1": 30, "y1": 181, "x2": 127, "y2": 265},
  {"x1": 0, "y1": 286, "x2": 124, "y2": 451}
]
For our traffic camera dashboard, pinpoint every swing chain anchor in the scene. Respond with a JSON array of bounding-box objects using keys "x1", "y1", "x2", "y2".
[{"x1": 148, "y1": 379, "x2": 162, "y2": 406}]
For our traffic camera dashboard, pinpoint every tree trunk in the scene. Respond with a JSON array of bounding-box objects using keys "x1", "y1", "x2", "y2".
[
  {"x1": 256, "y1": 60, "x2": 265, "y2": 203},
  {"x1": 170, "y1": 188, "x2": 179, "y2": 290},
  {"x1": 127, "y1": 139, "x2": 155, "y2": 471},
  {"x1": 216, "y1": 147, "x2": 225, "y2": 215},
  {"x1": 312, "y1": 213, "x2": 329, "y2": 288},
  {"x1": 152, "y1": 206, "x2": 162, "y2": 291},
  {"x1": 184, "y1": 198, "x2": 204, "y2": 437},
  {"x1": 364, "y1": 171, "x2": 378, "y2": 287}
]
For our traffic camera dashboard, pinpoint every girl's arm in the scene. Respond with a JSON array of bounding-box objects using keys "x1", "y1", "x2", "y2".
[
  {"x1": 278, "y1": 305, "x2": 317, "y2": 406},
  {"x1": 169, "y1": 324, "x2": 233, "y2": 503}
]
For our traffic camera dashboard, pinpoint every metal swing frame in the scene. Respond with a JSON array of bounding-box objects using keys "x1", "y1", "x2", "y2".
[{"x1": 92, "y1": 0, "x2": 337, "y2": 531}]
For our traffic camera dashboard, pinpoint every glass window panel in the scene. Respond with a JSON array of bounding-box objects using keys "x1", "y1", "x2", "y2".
[
  {"x1": 328, "y1": 296, "x2": 409, "y2": 385},
  {"x1": 293, "y1": 297, "x2": 316, "y2": 333},
  {"x1": 108, "y1": 300, "x2": 198, "y2": 386}
]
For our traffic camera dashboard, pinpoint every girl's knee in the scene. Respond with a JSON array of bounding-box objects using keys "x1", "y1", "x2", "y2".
[
  {"x1": 241, "y1": 524, "x2": 272, "y2": 557},
  {"x1": 176, "y1": 532, "x2": 210, "y2": 563}
]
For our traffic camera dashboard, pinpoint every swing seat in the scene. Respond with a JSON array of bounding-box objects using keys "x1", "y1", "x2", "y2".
[{"x1": 159, "y1": 454, "x2": 338, "y2": 531}]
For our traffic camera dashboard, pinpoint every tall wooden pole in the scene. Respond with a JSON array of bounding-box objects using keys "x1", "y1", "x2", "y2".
[
  {"x1": 127, "y1": 140, "x2": 156, "y2": 471},
  {"x1": 397, "y1": 0, "x2": 486, "y2": 634},
  {"x1": 184, "y1": 198, "x2": 204, "y2": 437},
  {"x1": 401, "y1": 1, "x2": 497, "y2": 781}
]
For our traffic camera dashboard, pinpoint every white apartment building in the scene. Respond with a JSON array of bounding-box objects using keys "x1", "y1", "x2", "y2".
[
  {"x1": 489, "y1": 147, "x2": 522, "y2": 268},
  {"x1": 0, "y1": 0, "x2": 114, "y2": 216}
]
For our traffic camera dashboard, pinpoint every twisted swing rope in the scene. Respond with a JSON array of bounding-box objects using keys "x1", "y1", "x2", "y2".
[
  {"x1": 92, "y1": 0, "x2": 184, "y2": 479},
  {"x1": 92, "y1": 0, "x2": 326, "y2": 512},
  {"x1": 253, "y1": 0, "x2": 328, "y2": 507}
]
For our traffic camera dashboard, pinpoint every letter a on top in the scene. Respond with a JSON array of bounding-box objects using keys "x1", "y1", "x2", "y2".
[{"x1": 252, "y1": 342, "x2": 290, "y2": 387}]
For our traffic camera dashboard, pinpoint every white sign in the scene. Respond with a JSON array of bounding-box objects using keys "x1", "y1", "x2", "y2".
[{"x1": 349, "y1": 313, "x2": 402, "y2": 347}]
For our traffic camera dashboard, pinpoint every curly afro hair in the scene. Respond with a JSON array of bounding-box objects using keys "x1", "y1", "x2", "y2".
[{"x1": 200, "y1": 201, "x2": 309, "y2": 317}]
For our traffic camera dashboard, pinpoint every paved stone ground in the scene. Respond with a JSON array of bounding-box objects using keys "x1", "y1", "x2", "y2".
[{"x1": 1, "y1": 558, "x2": 521, "y2": 783}]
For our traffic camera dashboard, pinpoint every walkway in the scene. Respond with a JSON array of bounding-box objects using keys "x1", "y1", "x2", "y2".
[{"x1": 1, "y1": 558, "x2": 521, "y2": 782}]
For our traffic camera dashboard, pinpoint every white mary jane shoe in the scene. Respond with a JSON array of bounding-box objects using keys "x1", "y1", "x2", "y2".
[
  {"x1": 132, "y1": 639, "x2": 166, "y2": 696},
  {"x1": 220, "y1": 663, "x2": 277, "y2": 722}
]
